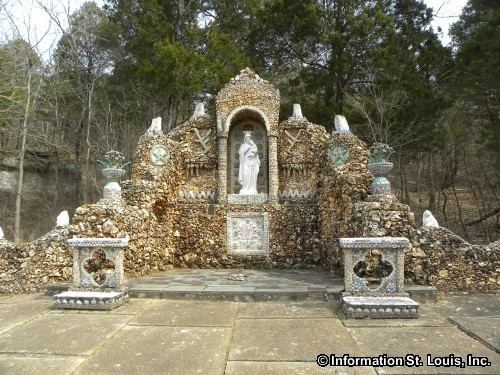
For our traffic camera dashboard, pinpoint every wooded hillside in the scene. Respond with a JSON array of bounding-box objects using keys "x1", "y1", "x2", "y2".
[{"x1": 0, "y1": 0, "x2": 498, "y2": 244}]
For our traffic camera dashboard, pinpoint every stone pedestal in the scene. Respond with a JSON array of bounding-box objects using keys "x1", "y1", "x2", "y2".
[
  {"x1": 53, "y1": 238, "x2": 129, "y2": 310},
  {"x1": 368, "y1": 161, "x2": 394, "y2": 196},
  {"x1": 340, "y1": 237, "x2": 418, "y2": 319},
  {"x1": 99, "y1": 168, "x2": 125, "y2": 206}
]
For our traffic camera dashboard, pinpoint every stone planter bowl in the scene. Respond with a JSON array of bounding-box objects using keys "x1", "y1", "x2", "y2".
[
  {"x1": 101, "y1": 168, "x2": 126, "y2": 181},
  {"x1": 367, "y1": 161, "x2": 394, "y2": 177}
]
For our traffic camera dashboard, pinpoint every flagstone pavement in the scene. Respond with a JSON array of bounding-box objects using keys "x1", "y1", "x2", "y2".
[{"x1": 0, "y1": 293, "x2": 498, "y2": 375}]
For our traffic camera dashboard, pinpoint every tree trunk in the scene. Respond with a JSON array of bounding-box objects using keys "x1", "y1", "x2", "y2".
[
  {"x1": 14, "y1": 62, "x2": 32, "y2": 243},
  {"x1": 166, "y1": 95, "x2": 180, "y2": 131}
]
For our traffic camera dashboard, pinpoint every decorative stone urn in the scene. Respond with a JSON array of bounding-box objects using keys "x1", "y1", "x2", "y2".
[
  {"x1": 98, "y1": 151, "x2": 129, "y2": 204},
  {"x1": 368, "y1": 143, "x2": 394, "y2": 196}
]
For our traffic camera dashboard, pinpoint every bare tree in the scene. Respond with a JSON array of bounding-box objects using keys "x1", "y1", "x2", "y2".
[
  {"x1": 0, "y1": 0, "x2": 51, "y2": 242},
  {"x1": 37, "y1": 0, "x2": 114, "y2": 204}
]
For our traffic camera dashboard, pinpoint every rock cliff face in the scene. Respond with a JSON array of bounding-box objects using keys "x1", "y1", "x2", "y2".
[{"x1": 0, "y1": 69, "x2": 497, "y2": 295}]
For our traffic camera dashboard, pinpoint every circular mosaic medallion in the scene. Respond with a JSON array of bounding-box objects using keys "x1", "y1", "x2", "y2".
[
  {"x1": 150, "y1": 144, "x2": 170, "y2": 166},
  {"x1": 329, "y1": 145, "x2": 350, "y2": 167}
]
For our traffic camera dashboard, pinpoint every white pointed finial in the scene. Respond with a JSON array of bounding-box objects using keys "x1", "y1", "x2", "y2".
[
  {"x1": 422, "y1": 210, "x2": 439, "y2": 228},
  {"x1": 193, "y1": 103, "x2": 205, "y2": 117},
  {"x1": 334, "y1": 115, "x2": 350, "y2": 133},
  {"x1": 146, "y1": 117, "x2": 163, "y2": 135},
  {"x1": 0, "y1": 226, "x2": 4, "y2": 240},
  {"x1": 56, "y1": 210, "x2": 70, "y2": 227},
  {"x1": 292, "y1": 103, "x2": 303, "y2": 119}
]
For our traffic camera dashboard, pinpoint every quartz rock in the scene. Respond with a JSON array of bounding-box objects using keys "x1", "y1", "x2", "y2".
[
  {"x1": 292, "y1": 103, "x2": 303, "y2": 119},
  {"x1": 192, "y1": 102, "x2": 206, "y2": 117},
  {"x1": 334, "y1": 115, "x2": 350, "y2": 133},
  {"x1": 422, "y1": 210, "x2": 439, "y2": 228},
  {"x1": 146, "y1": 117, "x2": 163, "y2": 135},
  {"x1": 56, "y1": 210, "x2": 70, "y2": 227},
  {"x1": 0, "y1": 226, "x2": 4, "y2": 240}
]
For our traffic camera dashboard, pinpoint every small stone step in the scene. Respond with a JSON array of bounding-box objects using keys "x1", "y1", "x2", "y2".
[
  {"x1": 53, "y1": 290, "x2": 128, "y2": 310},
  {"x1": 342, "y1": 296, "x2": 419, "y2": 319}
]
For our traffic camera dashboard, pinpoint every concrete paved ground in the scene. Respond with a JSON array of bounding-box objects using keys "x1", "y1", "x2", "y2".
[{"x1": 0, "y1": 294, "x2": 498, "y2": 375}]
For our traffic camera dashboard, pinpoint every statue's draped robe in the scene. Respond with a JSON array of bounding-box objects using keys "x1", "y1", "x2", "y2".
[{"x1": 238, "y1": 142, "x2": 260, "y2": 195}]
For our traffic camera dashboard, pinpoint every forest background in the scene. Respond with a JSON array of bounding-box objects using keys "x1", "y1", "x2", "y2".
[{"x1": 0, "y1": 0, "x2": 498, "y2": 244}]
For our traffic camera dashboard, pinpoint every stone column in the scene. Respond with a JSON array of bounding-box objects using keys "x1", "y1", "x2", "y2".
[
  {"x1": 268, "y1": 135, "x2": 279, "y2": 203},
  {"x1": 217, "y1": 135, "x2": 228, "y2": 203}
]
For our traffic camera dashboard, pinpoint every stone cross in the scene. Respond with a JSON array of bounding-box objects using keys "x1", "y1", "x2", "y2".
[
  {"x1": 193, "y1": 128, "x2": 212, "y2": 153},
  {"x1": 284, "y1": 129, "x2": 304, "y2": 153}
]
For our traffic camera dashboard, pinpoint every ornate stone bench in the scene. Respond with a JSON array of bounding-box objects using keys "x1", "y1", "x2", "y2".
[
  {"x1": 53, "y1": 237, "x2": 129, "y2": 310},
  {"x1": 339, "y1": 237, "x2": 419, "y2": 319}
]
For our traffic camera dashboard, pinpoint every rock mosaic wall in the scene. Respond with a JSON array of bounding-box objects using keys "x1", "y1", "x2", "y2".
[
  {"x1": 346, "y1": 196, "x2": 499, "y2": 294},
  {"x1": 70, "y1": 203, "x2": 172, "y2": 278},
  {"x1": 0, "y1": 227, "x2": 71, "y2": 293},
  {"x1": 0, "y1": 68, "x2": 498, "y2": 295},
  {"x1": 408, "y1": 227, "x2": 499, "y2": 294},
  {"x1": 318, "y1": 132, "x2": 373, "y2": 271}
]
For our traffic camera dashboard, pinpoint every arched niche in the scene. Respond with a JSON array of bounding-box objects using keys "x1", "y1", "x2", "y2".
[
  {"x1": 227, "y1": 114, "x2": 268, "y2": 195},
  {"x1": 217, "y1": 106, "x2": 278, "y2": 203}
]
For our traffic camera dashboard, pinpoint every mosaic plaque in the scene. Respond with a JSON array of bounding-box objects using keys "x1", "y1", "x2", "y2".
[
  {"x1": 329, "y1": 144, "x2": 350, "y2": 167},
  {"x1": 150, "y1": 144, "x2": 170, "y2": 166},
  {"x1": 227, "y1": 213, "x2": 269, "y2": 256}
]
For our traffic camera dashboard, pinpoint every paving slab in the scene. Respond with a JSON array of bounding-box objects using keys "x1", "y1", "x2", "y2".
[
  {"x1": 449, "y1": 316, "x2": 500, "y2": 353},
  {"x1": 0, "y1": 314, "x2": 129, "y2": 356},
  {"x1": 48, "y1": 299, "x2": 153, "y2": 315},
  {"x1": 237, "y1": 301, "x2": 337, "y2": 319},
  {"x1": 229, "y1": 318, "x2": 360, "y2": 361},
  {"x1": 0, "y1": 301, "x2": 51, "y2": 334},
  {"x1": 225, "y1": 361, "x2": 377, "y2": 375},
  {"x1": 0, "y1": 294, "x2": 52, "y2": 304},
  {"x1": 163, "y1": 285, "x2": 206, "y2": 291},
  {"x1": 74, "y1": 325, "x2": 231, "y2": 375},
  {"x1": 130, "y1": 300, "x2": 238, "y2": 327},
  {"x1": 204, "y1": 286, "x2": 256, "y2": 292},
  {"x1": 347, "y1": 326, "x2": 500, "y2": 374},
  {"x1": 0, "y1": 355, "x2": 85, "y2": 375},
  {"x1": 429, "y1": 295, "x2": 500, "y2": 318}
]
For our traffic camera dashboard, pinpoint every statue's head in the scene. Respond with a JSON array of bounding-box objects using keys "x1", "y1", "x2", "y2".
[{"x1": 243, "y1": 131, "x2": 253, "y2": 143}]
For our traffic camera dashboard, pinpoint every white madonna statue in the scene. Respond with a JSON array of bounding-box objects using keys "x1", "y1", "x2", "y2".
[{"x1": 238, "y1": 131, "x2": 260, "y2": 195}]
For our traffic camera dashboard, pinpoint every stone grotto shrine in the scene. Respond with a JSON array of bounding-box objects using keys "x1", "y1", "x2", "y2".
[
  {"x1": 121, "y1": 66, "x2": 371, "y2": 270},
  {"x1": 0, "y1": 68, "x2": 498, "y2": 304}
]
